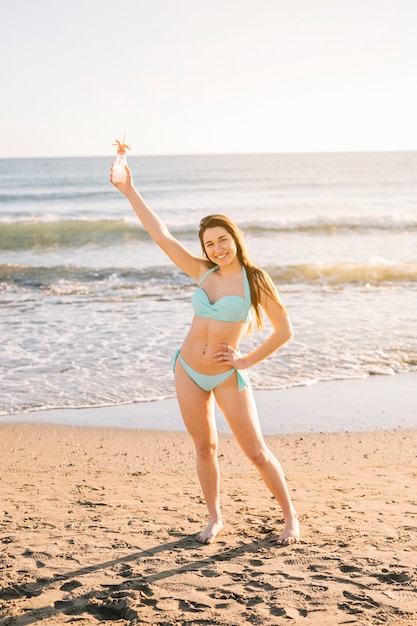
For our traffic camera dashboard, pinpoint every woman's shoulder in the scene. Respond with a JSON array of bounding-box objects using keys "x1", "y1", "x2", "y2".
[
  {"x1": 246, "y1": 263, "x2": 269, "y2": 282},
  {"x1": 247, "y1": 264, "x2": 278, "y2": 297},
  {"x1": 196, "y1": 261, "x2": 218, "y2": 284}
]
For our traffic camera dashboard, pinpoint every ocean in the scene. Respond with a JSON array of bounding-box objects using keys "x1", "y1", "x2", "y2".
[{"x1": 1, "y1": 152, "x2": 416, "y2": 417}]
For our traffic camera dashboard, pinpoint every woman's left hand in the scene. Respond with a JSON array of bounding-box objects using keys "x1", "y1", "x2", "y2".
[{"x1": 213, "y1": 344, "x2": 246, "y2": 369}]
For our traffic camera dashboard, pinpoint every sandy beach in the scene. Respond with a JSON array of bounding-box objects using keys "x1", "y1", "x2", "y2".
[{"x1": 1, "y1": 378, "x2": 416, "y2": 625}]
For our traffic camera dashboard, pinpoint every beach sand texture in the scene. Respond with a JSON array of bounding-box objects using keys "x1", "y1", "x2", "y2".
[{"x1": 0, "y1": 423, "x2": 416, "y2": 625}]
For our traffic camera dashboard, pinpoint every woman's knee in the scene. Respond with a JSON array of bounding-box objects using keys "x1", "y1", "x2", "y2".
[
  {"x1": 243, "y1": 443, "x2": 270, "y2": 468},
  {"x1": 194, "y1": 438, "x2": 218, "y2": 461}
]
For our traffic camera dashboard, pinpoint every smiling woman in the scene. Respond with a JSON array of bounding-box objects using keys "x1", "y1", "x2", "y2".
[
  {"x1": 198, "y1": 214, "x2": 287, "y2": 331},
  {"x1": 111, "y1": 164, "x2": 299, "y2": 547}
]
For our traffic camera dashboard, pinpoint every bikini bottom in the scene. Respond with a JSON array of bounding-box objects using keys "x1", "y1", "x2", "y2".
[{"x1": 171, "y1": 349, "x2": 250, "y2": 392}]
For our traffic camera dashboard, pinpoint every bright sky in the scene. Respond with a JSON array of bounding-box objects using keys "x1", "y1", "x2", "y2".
[{"x1": 2, "y1": 0, "x2": 417, "y2": 157}]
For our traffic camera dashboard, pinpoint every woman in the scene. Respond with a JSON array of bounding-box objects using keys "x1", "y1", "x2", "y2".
[{"x1": 111, "y1": 165, "x2": 300, "y2": 546}]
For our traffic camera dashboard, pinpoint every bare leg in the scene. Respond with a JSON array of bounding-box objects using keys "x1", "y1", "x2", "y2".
[
  {"x1": 215, "y1": 377, "x2": 300, "y2": 545},
  {"x1": 174, "y1": 361, "x2": 224, "y2": 544}
]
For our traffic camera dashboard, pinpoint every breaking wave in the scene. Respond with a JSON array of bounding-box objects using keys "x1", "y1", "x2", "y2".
[
  {"x1": 1, "y1": 214, "x2": 417, "y2": 250},
  {"x1": 1, "y1": 258, "x2": 415, "y2": 294}
]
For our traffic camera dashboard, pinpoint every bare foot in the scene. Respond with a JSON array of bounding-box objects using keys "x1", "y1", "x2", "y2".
[
  {"x1": 277, "y1": 516, "x2": 300, "y2": 546},
  {"x1": 196, "y1": 519, "x2": 224, "y2": 545}
]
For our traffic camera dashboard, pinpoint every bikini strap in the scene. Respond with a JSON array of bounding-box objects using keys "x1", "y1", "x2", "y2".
[{"x1": 197, "y1": 265, "x2": 219, "y2": 287}]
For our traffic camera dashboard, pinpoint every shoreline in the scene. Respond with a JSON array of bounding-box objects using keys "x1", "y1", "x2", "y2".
[{"x1": 3, "y1": 372, "x2": 416, "y2": 434}]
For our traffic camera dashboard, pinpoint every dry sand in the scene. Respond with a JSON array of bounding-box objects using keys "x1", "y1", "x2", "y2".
[{"x1": 0, "y1": 421, "x2": 416, "y2": 625}]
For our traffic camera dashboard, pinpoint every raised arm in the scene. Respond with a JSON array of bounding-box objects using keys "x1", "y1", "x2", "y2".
[{"x1": 111, "y1": 165, "x2": 203, "y2": 280}]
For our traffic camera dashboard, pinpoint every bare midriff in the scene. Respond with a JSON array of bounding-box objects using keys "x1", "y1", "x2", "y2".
[{"x1": 180, "y1": 315, "x2": 249, "y2": 375}]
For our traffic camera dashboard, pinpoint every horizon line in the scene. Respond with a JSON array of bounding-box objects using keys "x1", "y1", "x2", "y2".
[{"x1": 2, "y1": 148, "x2": 417, "y2": 160}]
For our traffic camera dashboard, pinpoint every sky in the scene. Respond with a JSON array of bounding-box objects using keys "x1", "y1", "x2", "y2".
[{"x1": 1, "y1": 0, "x2": 417, "y2": 157}]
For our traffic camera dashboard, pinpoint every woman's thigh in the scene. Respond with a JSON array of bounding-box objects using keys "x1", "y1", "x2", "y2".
[
  {"x1": 174, "y1": 359, "x2": 217, "y2": 444},
  {"x1": 214, "y1": 376, "x2": 265, "y2": 454}
]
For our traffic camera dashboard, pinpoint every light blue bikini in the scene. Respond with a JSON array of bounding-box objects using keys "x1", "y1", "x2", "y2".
[
  {"x1": 172, "y1": 351, "x2": 250, "y2": 391},
  {"x1": 191, "y1": 265, "x2": 253, "y2": 323},
  {"x1": 172, "y1": 265, "x2": 252, "y2": 391}
]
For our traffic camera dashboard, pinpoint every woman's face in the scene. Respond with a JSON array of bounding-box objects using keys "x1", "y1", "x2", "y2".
[{"x1": 202, "y1": 226, "x2": 238, "y2": 266}]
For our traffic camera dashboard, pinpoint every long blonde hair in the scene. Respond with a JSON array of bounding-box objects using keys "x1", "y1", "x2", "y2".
[{"x1": 198, "y1": 214, "x2": 284, "y2": 330}]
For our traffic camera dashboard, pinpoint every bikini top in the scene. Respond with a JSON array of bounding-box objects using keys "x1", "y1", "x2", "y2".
[{"x1": 191, "y1": 265, "x2": 253, "y2": 323}]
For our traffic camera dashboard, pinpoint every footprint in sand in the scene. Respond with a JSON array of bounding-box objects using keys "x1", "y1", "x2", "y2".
[{"x1": 22, "y1": 549, "x2": 53, "y2": 568}]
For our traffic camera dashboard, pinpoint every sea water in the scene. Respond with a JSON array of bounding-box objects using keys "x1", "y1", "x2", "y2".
[{"x1": 1, "y1": 152, "x2": 416, "y2": 416}]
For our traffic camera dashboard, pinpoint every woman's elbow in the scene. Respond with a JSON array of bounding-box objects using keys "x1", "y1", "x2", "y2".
[
  {"x1": 284, "y1": 319, "x2": 294, "y2": 343},
  {"x1": 272, "y1": 322, "x2": 293, "y2": 349}
]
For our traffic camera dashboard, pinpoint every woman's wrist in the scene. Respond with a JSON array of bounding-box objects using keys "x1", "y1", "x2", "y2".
[{"x1": 124, "y1": 186, "x2": 138, "y2": 200}]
